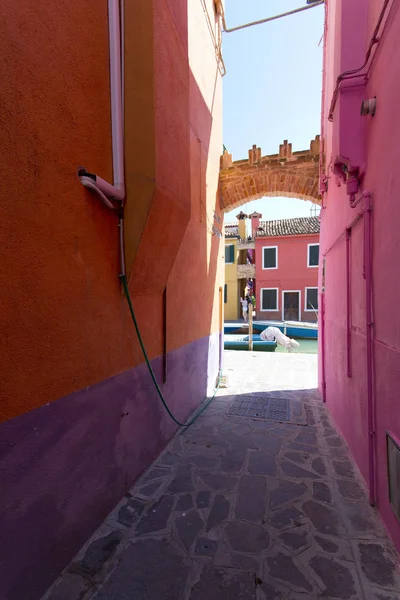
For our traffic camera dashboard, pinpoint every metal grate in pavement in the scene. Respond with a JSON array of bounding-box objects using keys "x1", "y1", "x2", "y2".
[{"x1": 227, "y1": 393, "x2": 306, "y2": 424}]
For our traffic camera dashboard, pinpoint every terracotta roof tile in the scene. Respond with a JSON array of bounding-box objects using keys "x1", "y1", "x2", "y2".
[{"x1": 256, "y1": 216, "x2": 320, "y2": 237}]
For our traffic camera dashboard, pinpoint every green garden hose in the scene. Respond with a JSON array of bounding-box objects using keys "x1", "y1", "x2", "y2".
[{"x1": 120, "y1": 274, "x2": 221, "y2": 427}]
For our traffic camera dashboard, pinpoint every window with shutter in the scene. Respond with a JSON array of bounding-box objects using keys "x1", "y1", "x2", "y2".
[
  {"x1": 308, "y1": 243, "x2": 319, "y2": 267},
  {"x1": 305, "y1": 288, "x2": 318, "y2": 311},
  {"x1": 262, "y1": 246, "x2": 277, "y2": 269},
  {"x1": 225, "y1": 244, "x2": 235, "y2": 264},
  {"x1": 261, "y1": 288, "x2": 278, "y2": 311}
]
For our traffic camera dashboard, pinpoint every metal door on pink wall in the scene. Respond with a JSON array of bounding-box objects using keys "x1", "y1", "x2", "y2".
[{"x1": 283, "y1": 291, "x2": 300, "y2": 321}]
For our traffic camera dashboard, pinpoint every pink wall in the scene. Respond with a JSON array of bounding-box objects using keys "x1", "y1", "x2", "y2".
[
  {"x1": 255, "y1": 234, "x2": 319, "y2": 322},
  {"x1": 320, "y1": 0, "x2": 400, "y2": 551}
]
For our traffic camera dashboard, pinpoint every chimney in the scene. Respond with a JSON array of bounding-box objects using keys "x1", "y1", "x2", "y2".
[
  {"x1": 249, "y1": 211, "x2": 262, "y2": 237},
  {"x1": 236, "y1": 211, "x2": 248, "y2": 240}
]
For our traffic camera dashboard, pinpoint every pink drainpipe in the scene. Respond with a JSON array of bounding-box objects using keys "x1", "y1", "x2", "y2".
[
  {"x1": 362, "y1": 191, "x2": 375, "y2": 505},
  {"x1": 346, "y1": 228, "x2": 351, "y2": 378},
  {"x1": 78, "y1": 0, "x2": 125, "y2": 211}
]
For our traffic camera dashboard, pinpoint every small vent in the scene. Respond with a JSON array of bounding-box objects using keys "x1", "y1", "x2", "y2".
[{"x1": 387, "y1": 431, "x2": 400, "y2": 520}]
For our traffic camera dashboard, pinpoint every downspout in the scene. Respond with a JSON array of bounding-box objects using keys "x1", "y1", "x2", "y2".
[
  {"x1": 363, "y1": 191, "x2": 375, "y2": 505},
  {"x1": 319, "y1": 0, "x2": 328, "y2": 402},
  {"x1": 319, "y1": 0, "x2": 328, "y2": 200},
  {"x1": 346, "y1": 228, "x2": 351, "y2": 377},
  {"x1": 320, "y1": 285, "x2": 326, "y2": 402},
  {"x1": 328, "y1": 0, "x2": 392, "y2": 122},
  {"x1": 78, "y1": 0, "x2": 125, "y2": 219},
  {"x1": 347, "y1": 191, "x2": 375, "y2": 505}
]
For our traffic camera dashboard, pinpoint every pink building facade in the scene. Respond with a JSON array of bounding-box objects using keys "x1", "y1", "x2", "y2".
[
  {"x1": 253, "y1": 216, "x2": 320, "y2": 322},
  {"x1": 319, "y1": 0, "x2": 400, "y2": 550}
]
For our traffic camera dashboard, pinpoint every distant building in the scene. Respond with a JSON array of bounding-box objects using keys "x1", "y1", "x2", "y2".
[
  {"x1": 224, "y1": 213, "x2": 320, "y2": 322},
  {"x1": 224, "y1": 222, "x2": 239, "y2": 320},
  {"x1": 254, "y1": 215, "x2": 320, "y2": 322}
]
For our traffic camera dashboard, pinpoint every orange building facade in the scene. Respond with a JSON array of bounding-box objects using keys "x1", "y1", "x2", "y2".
[{"x1": 0, "y1": 2, "x2": 224, "y2": 598}]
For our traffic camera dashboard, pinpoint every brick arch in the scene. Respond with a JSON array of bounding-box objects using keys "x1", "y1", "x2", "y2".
[{"x1": 219, "y1": 137, "x2": 321, "y2": 212}]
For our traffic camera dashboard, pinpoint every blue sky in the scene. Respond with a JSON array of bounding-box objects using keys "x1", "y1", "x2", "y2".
[{"x1": 222, "y1": 0, "x2": 324, "y2": 222}]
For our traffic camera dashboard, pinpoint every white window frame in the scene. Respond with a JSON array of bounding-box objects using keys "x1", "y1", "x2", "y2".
[
  {"x1": 307, "y1": 243, "x2": 319, "y2": 268},
  {"x1": 262, "y1": 245, "x2": 278, "y2": 270},
  {"x1": 304, "y1": 287, "x2": 318, "y2": 312},
  {"x1": 282, "y1": 290, "x2": 301, "y2": 322},
  {"x1": 225, "y1": 244, "x2": 235, "y2": 264},
  {"x1": 260, "y1": 287, "x2": 279, "y2": 312}
]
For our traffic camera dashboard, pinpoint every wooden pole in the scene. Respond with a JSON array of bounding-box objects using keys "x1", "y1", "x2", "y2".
[{"x1": 248, "y1": 301, "x2": 253, "y2": 351}]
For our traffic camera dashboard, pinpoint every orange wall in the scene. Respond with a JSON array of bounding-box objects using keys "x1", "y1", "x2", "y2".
[{"x1": 0, "y1": 0, "x2": 223, "y2": 422}]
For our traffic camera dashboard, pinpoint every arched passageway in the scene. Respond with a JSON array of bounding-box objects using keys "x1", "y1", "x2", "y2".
[{"x1": 220, "y1": 136, "x2": 321, "y2": 212}]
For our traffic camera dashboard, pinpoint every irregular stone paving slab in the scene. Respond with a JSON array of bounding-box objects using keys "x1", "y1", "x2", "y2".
[
  {"x1": 311, "y1": 535, "x2": 353, "y2": 562},
  {"x1": 258, "y1": 582, "x2": 286, "y2": 599},
  {"x1": 358, "y1": 542, "x2": 397, "y2": 587},
  {"x1": 278, "y1": 528, "x2": 309, "y2": 552},
  {"x1": 270, "y1": 506, "x2": 305, "y2": 530},
  {"x1": 309, "y1": 555, "x2": 357, "y2": 599},
  {"x1": 196, "y1": 490, "x2": 211, "y2": 509},
  {"x1": 295, "y1": 431, "x2": 318, "y2": 446},
  {"x1": 194, "y1": 537, "x2": 218, "y2": 557},
  {"x1": 248, "y1": 450, "x2": 277, "y2": 476},
  {"x1": 168, "y1": 466, "x2": 195, "y2": 493},
  {"x1": 281, "y1": 461, "x2": 320, "y2": 479},
  {"x1": 283, "y1": 451, "x2": 308, "y2": 464},
  {"x1": 117, "y1": 497, "x2": 145, "y2": 527},
  {"x1": 188, "y1": 454, "x2": 218, "y2": 468},
  {"x1": 158, "y1": 452, "x2": 181, "y2": 467},
  {"x1": 231, "y1": 553, "x2": 259, "y2": 570},
  {"x1": 313, "y1": 481, "x2": 332, "y2": 504},
  {"x1": 314, "y1": 535, "x2": 340, "y2": 554},
  {"x1": 266, "y1": 552, "x2": 313, "y2": 592},
  {"x1": 199, "y1": 470, "x2": 238, "y2": 491},
  {"x1": 302, "y1": 500, "x2": 340, "y2": 536},
  {"x1": 333, "y1": 459, "x2": 355, "y2": 478},
  {"x1": 79, "y1": 531, "x2": 122, "y2": 574},
  {"x1": 175, "y1": 494, "x2": 194, "y2": 511},
  {"x1": 326, "y1": 436, "x2": 344, "y2": 448},
  {"x1": 235, "y1": 475, "x2": 267, "y2": 522},
  {"x1": 206, "y1": 494, "x2": 230, "y2": 531},
  {"x1": 288, "y1": 441, "x2": 319, "y2": 454},
  {"x1": 189, "y1": 568, "x2": 256, "y2": 600},
  {"x1": 226, "y1": 521, "x2": 270, "y2": 553},
  {"x1": 45, "y1": 574, "x2": 89, "y2": 600},
  {"x1": 311, "y1": 456, "x2": 326, "y2": 476},
  {"x1": 93, "y1": 539, "x2": 188, "y2": 600},
  {"x1": 136, "y1": 495, "x2": 174, "y2": 535},
  {"x1": 138, "y1": 480, "x2": 165, "y2": 498},
  {"x1": 337, "y1": 478, "x2": 364, "y2": 500},
  {"x1": 270, "y1": 481, "x2": 307, "y2": 509},
  {"x1": 220, "y1": 447, "x2": 246, "y2": 473},
  {"x1": 249, "y1": 433, "x2": 282, "y2": 455},
  {"x1": 175, "y1": 509, "x2": 204, "y2": 550},
  {"x1": 141, "y1": 466, "x2": 170, "y2": 482},
  {"x1": 341, "y1": 500, "x2": 386, "y2": 537}
]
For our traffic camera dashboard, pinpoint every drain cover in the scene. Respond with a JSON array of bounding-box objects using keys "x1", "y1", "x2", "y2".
[{"x1": 227, "y1": 393, "x2": 306, "y2": 424}]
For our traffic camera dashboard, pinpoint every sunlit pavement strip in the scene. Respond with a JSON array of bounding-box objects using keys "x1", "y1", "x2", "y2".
[{"x1": 43, "y1": 352, "x2": 400, "y2": 600}]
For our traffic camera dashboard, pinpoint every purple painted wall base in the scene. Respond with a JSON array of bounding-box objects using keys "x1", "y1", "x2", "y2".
[{"x1": 0, "y1": 333, "x2": 220, "y2": 600}]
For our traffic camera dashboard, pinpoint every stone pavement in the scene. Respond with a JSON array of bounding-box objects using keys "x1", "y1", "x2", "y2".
[{"x1": 43, "y1": 352, "x2": 400, "y2": 600}]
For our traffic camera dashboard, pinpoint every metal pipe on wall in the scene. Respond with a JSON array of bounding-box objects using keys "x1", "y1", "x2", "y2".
[
  {"x1": 346, "y1": 228, "x2": 352, "y2": 378},
  {"x1": 363, "y1": 192, "x2": 376, "y2": 505},
  {"x1": 78, "y1": 0, "x2": 125, "y2": 207}
]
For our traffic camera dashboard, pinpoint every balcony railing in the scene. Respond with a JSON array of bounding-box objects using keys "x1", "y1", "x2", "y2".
[{"x1": 237, "y1": 263, "x2": 255, "y2": 279}]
